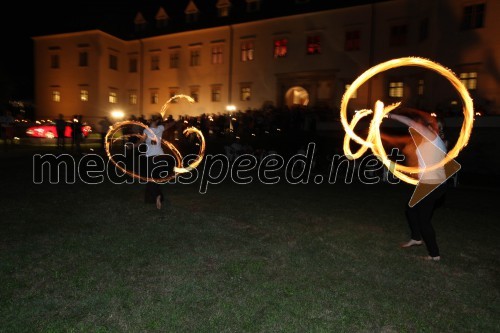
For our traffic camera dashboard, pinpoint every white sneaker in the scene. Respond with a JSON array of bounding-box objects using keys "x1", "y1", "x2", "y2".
[
  {"x1": 400, "y1": 239, "x2": 423, "y2": 248},
  {"x1": 156, "y1": 195, "x2": 162, "y2": 210},
  {"x1": 423, "y1": 255, "x2": 441, "y2": 261}
]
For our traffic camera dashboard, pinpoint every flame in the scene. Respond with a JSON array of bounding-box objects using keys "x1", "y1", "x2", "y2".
[
  {"x1": 340, "y1": 57, "x2": 474, "y2": 185},
  {"x1": 105, "y1": 94, "x2": 205, "y2": 183}
]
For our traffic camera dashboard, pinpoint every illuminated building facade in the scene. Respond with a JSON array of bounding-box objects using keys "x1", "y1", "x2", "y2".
[{"x1": 33, "y1": 0, "x2": 499, "y2": 123}]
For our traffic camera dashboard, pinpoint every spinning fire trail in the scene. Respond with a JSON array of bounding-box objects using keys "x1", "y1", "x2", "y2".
[
  {"x1": 340, "y1": 57, "x2": 473, "y2": 203},
  {"x1": 104, "y1": 94, "x2": 206, "y2": 183}
]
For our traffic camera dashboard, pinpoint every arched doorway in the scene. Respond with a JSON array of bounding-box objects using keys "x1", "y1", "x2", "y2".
[{"x1": 285, "y1": 86, "x2": 309, "y2": 108}]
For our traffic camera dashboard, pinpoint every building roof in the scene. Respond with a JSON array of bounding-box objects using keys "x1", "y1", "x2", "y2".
[{"x1": 32, "y1": 0, "x2": 391, "y2": 40}]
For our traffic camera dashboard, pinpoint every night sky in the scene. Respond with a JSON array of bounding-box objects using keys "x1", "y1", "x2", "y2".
[
  {"x1": 1, "y1": 0, "x2": 382, "y2": 103},
  {"x1": 1, "y1": 2, "x2": 136, "y2": 102}
]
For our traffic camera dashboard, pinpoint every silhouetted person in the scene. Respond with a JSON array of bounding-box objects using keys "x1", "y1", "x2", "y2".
[
  {"x1": 55, "y1": 114, "x2": 66, "y2": 150},
  {"x1": 98, "y1": 116, "x2": 112, "y2": 150},
  {"x1": 71, "y1": 115, "x2": 83, "y2": 154},
  {"x1": 1, "y1": 110, "x2": 15, "y2": 150}
]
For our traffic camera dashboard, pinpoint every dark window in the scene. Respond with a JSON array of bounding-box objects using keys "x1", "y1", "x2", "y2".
[
  {"x1": 211, "y1": 85, "x2": 221, "y2": 102},
  {"x1": 129, "y1": 58, "x2": 138, "y2": 73},
  {"x1": 109, "y1": 54, "x2": 118, "y2": 70},
  {"x1": 78, "y1": 52, "x2": 88, "y2": 67},
  {"x1": 50, "y1": 54, "x2": 60, "y2": 68},
  {"x1": 218, "y1": 6, "x2": 230, "y2": 17},
  {"x1": 419, "y1": 18, "x2": 429, "y2": 42},
  {"x1": 151, "y1": 55, "x2": 160, "y2": 70},
  {"x1": 170, "y1": 52, "x2": 179, "y2": 68},
  {"x1": 462, "y1": 3, "x2": 485, "y2": 30},
  {"x1": 345, "y1": 30, "x2": 360, "y2": 51},
  {"x1": 246, "y1": 1, "x2": 260, "y2": 13},
  {"x1": 186, "y1": 12, "x2": 199, "y2": 23},
  {"x1": 390, "y1": 25, "x2": 408, "y2": 47},
  {"x1": 156, "y1": 18, "x2": 167, "y2": 29},
  {"x1": 190, "y1": 49, "x2": 201, "y2": 66},
  {"x1": 190, "y1": 87, "x2": 199, "y2": 103}
]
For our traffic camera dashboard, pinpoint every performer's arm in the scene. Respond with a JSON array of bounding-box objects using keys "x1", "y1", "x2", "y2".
[{"x1": 388, "y1": 113, "x2": 435, "y2": 139}]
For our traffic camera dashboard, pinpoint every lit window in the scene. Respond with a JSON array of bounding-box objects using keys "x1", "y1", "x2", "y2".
[
  {"x1": 462, "y1": 3, "x2": 485, "y2": 30},
  {"x1": 390, "y1": 25, "x2": 408, "y2": 47},
  {"x1": 80, "y1": 90, "x2": 89, "y2": 102},
  {"x1": 190, "y1": 86, "x2": 199, "y2": 102},
  {"x1": 306, "y1": 36, "x2": 321, "y2": 55},
  {"x1": 109, "y1": 54, "x2": 118, "y2": 70},
  {"x1": 345, "y1": 31, "x2": 360, "y2": 51},
  {"x1": 345, "y1": 84, "x2": 357, "y2": 98},
  {"x1": 459, "y1": 72, "x2": 478, "y2": 90},
  {"x1": 50, "y1": 54, "x2": 60, "y2": 69},
  {"x1": 418, "y1": 79, "x2": 425, "y2": 96},
  {"x1": 211, "y1": 85, "x2": 222, "y2": 102},
  {"x1": 190, "y1": 49, "x2": 201, "y2": 66},
  {"x1": 52, "y1": 91, "x2": 61, "y2": 102},
  {"x1": 151, "y1": 91, "x2": 159, "y2": 104},
  {"x1": 129, "y1": 92, "x2": 137, "y2": 105},
  {"x1": 78, "y1": 52, "x2": 88, "y2": 67},
  {"x1": 151, "y1": 55, "x2": 160, "y2": 70},
  {"x1": 212, "y1": 46, "x2": 223, "y2": 64},
  {"x1": 109, "y1": 91, "x2": 118, "y2": 103},
  {"x1": 389, "y1": 81, "x2": 404, "y2": 98},
  {"x1": 170, "y1": 52, "x2": 179, "y2": 68},
  {"x1": 240, "y1": 85, "x2": 251, "y2": 101},
  {"x1": 241, "y1": 41, "x2": 254, "y2": 62},
  {"x1": 274, "y1": 39, "x2": 288, "y2": 58}
]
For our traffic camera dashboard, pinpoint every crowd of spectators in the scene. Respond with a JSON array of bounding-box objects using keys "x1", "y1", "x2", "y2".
[{"x1": 121, "y1": 106, "x2": 325, "y2": 161}]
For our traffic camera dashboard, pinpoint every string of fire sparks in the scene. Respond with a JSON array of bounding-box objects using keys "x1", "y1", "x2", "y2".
[
  {"x1": 340, "y1": 57, "x2": 474, "y2": 185},
  {"x1": 105, "y1": 94, "x2": 206, "y2": 183}
]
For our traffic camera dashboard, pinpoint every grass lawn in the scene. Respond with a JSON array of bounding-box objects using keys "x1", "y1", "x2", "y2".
[{"x1": 0, "y1": 148, "x2": 499, "y2": 332}]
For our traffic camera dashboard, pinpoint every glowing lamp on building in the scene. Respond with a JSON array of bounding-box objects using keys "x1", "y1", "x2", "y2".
[{"x1": 111, "y1": 110, "x2": 125, "y2": 120}]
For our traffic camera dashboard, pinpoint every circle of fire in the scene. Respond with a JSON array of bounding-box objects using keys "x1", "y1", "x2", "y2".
[
  {"x1": 340, "y1": 57, "x2": 474, "y2": 185},
  {"x1": 105, "y1": 94, "x2": 206, "y2": 183}
]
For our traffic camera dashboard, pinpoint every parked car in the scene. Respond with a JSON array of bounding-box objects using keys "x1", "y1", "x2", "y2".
[{"x1": 26, "y1": 121, "x2": 92, "y2": 139}]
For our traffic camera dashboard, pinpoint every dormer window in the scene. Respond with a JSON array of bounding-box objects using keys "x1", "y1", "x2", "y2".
[
  {"x1": 216, "y1": 0, "x2": 231, "y2": 17},
  {"x1": 155, "y1": 7, "x2": 168, "y2": 29},
  {"x1": 246, "y1": 0, "x2": 261, "y2": 13},
  {"x1": 185, "y1": 0, "x2": 200, "y2": 23},
  {"x1": 134, "y1": 12, "x2": 147, "y2": 32}
]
